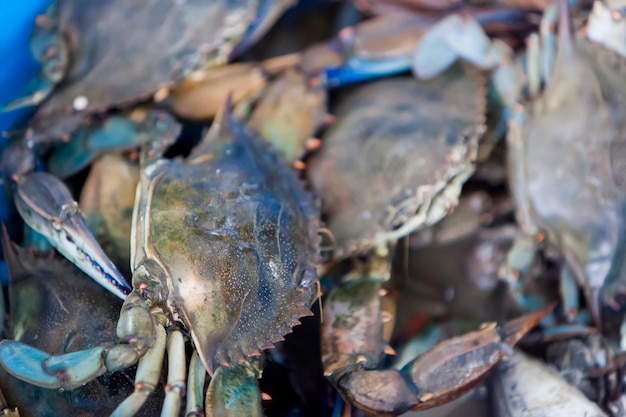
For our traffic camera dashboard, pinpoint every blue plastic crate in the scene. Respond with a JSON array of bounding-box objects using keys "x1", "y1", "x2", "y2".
[{"x1": 0, "y1": 0, "x2": 54, "y2": 135}]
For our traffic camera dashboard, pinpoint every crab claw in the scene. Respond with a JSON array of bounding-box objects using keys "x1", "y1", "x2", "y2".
[
  {"x1": 338, "y1": 323, "x2": 509, "y2": 415},
  {"x1": 0, "y1": 340, "x2": 107, "y2": 390},
  {"x1": 336, "y1": 308, "x2": 551, "y2": 415},
  {"x1": 13, "y1": 172, "x2": 130, "y2": 299}
]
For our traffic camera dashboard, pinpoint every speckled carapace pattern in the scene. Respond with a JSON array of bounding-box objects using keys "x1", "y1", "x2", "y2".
[{"x1": 141, "y1": 113, "x2": 319, "y2": 373}]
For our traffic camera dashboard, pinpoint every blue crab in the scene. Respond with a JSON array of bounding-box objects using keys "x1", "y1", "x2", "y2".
[
  {"x1": 0, "y1": 227, "x2": 163, "y2": 417},
  {"x1": 308, "y1": 69, "x2": 486, "y2": 258},
  {"x1": 157, "y1": 5, "x2": 542, "y2": 122},
  {"x1": 505, "y1": 0, "x2": 626, "y2": 328},
  {"x1": 304, "y1": 67, "x2": 515, "y2": 414},
  {"x1": 9, "y1": 0, "x2": 294, "y2": 142},
  {"x1": 0, "y1": 101, "x2": 321, "y2": 416}
]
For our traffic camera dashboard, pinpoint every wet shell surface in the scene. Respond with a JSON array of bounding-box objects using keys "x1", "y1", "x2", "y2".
[
  {"x1": 307, "y1": 65, "x2": 486, "y2": 258},
  {"x1": 139, "y1": 111, "x2": 321, "y2": 372}
]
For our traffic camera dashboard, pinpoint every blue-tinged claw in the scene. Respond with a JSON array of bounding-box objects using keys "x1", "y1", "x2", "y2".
[
  {"x1": 43, "y1": 347, "x2": 107, "y2": 389},
  {"x1": 0, "y1": 340, "x2": 107, "y2": 390},
  {"x1": 412, "y1": 16, "x2": 460, "y2": 80},
  {"x1": 0, "y1": 341, "x2": 59, "y2": 389},
  {"x1": 1, "y1": 83, "x2": 54, "y2": 112},
  {"x1": 587, "y1": 0, "x2": 626, "y2": 57},
  {"x1": 47, "y1": 129, "x2": 97, "y2": 178},
  {"x1": 324, "y1": 55, "x2": 413, "y2": 88},
  {"x1": 86, "y1": 116, "x2": 148, "y2": 151},
  {"x1": 14, "y1": 172, "x2": 130, "y2": 299},
  {"x1": 49, "y1": 110, "x2": 177, "y2": 178}
]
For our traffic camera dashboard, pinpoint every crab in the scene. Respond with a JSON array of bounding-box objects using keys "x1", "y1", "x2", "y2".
[
  {"x1": 155, "y1": 5, "x2": 542, "y2": 122},
  {"x1": 0, "y1": 227, "x2": 163, "y2": 417},
  {"x1": 304, "y1": 65, "x2": 492, "y2": 413},
  {"x1": 0, "y1": 99, "x2": 321, "y2": 416},
  {"x1": 9, "y1": 0, "x2": 295, "y2": 142},
  {"x1": 327, "y1": 304, "x2": 550, "y2": 416},
  {"x1": 504, "y1": 0, "x2": 626, "y2": 329},
  {"x1": 308, "y1": 69, "x2": 486, "y2": 258}
]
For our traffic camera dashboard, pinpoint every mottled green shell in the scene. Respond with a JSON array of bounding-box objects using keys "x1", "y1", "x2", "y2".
[{"x1": 141, "y1": 113, "x2": 319, "y2": 372}]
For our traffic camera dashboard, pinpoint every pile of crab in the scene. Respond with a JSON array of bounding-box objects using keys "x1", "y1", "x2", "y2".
[{"x1": 1, "y1": 0, "x2": 626, "y2": 416}]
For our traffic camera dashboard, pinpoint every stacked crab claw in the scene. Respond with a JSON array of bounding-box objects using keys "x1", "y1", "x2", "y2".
[{"x1": 1, "y1": 0, "x2": 626, "y2": 416}]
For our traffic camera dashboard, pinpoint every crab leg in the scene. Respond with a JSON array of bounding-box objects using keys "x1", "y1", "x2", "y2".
[
  {"x1": 0, "y1": 321, "x2": 163, "y2": 396},
  {"x1": 161, "y1": 329, "x2": 187, "y2": 417},
  {"x1": 322, "y1": 256, "x2": 392, "y2": 380},
  {"x1": 0, "y1": 273, "x2": 166, "y2": 409},
  {"x1": 13, "y1": 172, "x2": 130, "y2": 299},
  {"x1": 111, "y1": 325, "x2": 167, "y2": 417},
  {"x1": 186, "y1": 353, "x2": 207, "y2": 417}
]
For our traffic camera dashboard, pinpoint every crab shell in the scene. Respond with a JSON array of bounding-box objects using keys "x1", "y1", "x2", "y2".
[
  {"x1": 507, "y1": 5, "x2": 626, "y2": 318},
  {"x1": 0, "y1": 231, "x2": 163, "y2": 416},
  {"x1": 307, "y1": 66, "x2": 486, "y2": 258},
  {"x1": 31, "y1": 0, "x2": 280, "y2": 139},
  {"x1": 132, "y1": 110, "x2": 321, "y2": 374}
]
